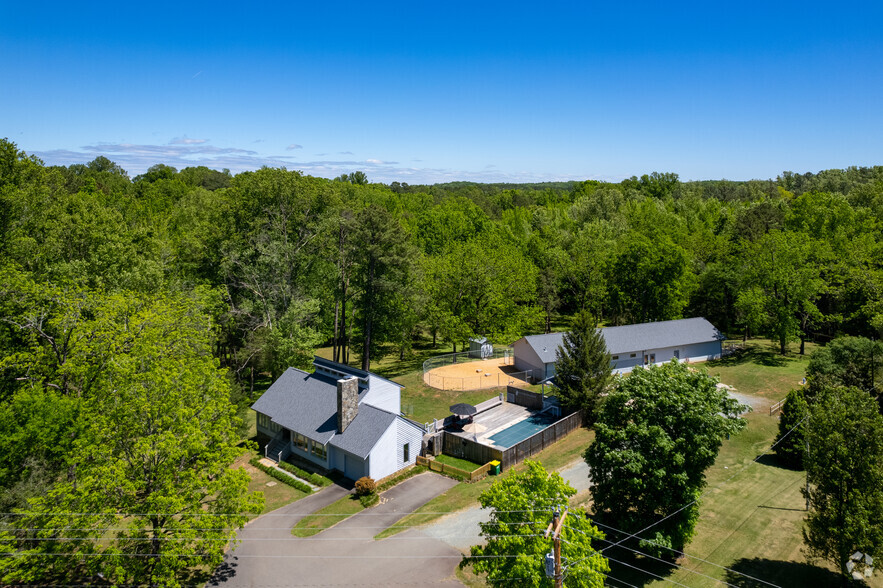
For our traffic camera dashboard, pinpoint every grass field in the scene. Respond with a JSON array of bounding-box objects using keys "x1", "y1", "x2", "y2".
[
  {"x1": 291, "y1": 494, "x2": 365, "y2": 537},
  {"x1": 606, "y1": 339, "x2": 882, "y2": 588},
  {"x1": 233, "y1": 450, "x2": 310, "y2": 516},
  {"x1": 434, "y1": 453, "x2": 484, "y2": 471}
]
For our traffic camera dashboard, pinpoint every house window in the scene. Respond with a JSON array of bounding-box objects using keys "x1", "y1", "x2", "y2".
[
  {"x1": 403, "y1": 443, "x2": 410, "y2": 463},
  {"x1": 292, "y1": 432, "x2": 308, "y2": 452},
  {"x1": 257, "y1": 412, "x2": 281, "y2": 433},
  {"x1": 630, "y1": 353, "x2": 636, "y2": 358},
  {"x1": 310, "y1": 440, "x2": 327, "y2": 460}
]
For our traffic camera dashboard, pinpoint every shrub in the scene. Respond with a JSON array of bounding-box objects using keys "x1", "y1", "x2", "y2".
[
  {"x1": 249, "y1": 457, "x2": 313, "y2": 494},
  {"x1": 278, "y1": 460, "x2": 331, "y2": 486},
  {"x1": 359, "y1": 492, "x2": 379, "y2": 508},
  {"x1": 354, "y1": 476, "x2": 376, "y2": 497}
]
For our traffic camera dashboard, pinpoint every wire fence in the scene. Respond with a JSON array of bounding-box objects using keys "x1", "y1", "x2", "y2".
[
  {"x1": 422, "y1": 346, "x2": 530, "y2": 391},
  {"x1": 422, "y1": 346, "x2": 514, "y2": 373},
  {"x1": 423, "y1": 369, "x2": 532, "y2": 391}
]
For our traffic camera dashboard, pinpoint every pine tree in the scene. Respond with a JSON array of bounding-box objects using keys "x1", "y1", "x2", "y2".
[
  {"x1": 554, "y1": 311, "x2": 613, "y2": 421},
  {"x1": 774, "y1": 387, "x2": 808, "y2": 469}
]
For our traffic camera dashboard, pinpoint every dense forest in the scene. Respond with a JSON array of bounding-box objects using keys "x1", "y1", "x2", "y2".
[{"x1": 1, "y1": 137, "x2": 882, "y2": 582}]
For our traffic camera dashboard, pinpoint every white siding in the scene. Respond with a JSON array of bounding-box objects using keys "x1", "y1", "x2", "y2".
[
  {"x1": 362, "y1": 375, "x2": 402, "y2": 414},
  {"x1": 610, "y1": 341, "x2": 723, "y2": 374},
  {"x1": 367, "y1": 422, "x2": 399, "y2": 480},
  {"x1": 396, "y1": 418, "x2": 425, "y2": 470},
  {"x1": 329, "y1": 446, "x2": 366, "y2": 480}
]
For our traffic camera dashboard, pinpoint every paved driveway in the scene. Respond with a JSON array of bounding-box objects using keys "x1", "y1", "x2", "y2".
[
  {"x1": 210, "y1": 472, "x2": 462, "y2": 587},
  {"x1": 423, "y1": 457, "x2": 593, "y2": 552}
]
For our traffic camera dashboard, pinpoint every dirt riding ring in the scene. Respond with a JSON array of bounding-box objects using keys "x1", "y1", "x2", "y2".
[{"x1": 422, "y1": 348, "x2": 531, "y2": 391}]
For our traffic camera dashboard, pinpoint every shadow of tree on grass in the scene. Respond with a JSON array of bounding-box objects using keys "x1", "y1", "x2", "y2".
[
  {"x1": 724, "y1": 557, "x2": 857, "y2": 587},
  {"x1": 710, "y1": 345, "x2": 793, "y2": 369}
]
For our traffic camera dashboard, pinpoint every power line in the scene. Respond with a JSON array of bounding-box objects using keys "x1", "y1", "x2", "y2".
[
  {"x1": 1, "y1": 520, "x2": 544, "y2": 532},
  {"x1": 599, "y1": 414, "x2": 809, "y2": 555},
  {"x1": 585, "y1": 520, "x2": 781, "y2": 588},
  {"x1": 561, "y1": 526, "x2": 741, "y2": 588},
  {"x1": 0, "y1": 552, "x2": 525, "y2": 559},
  {"x1": 604, "y1": 574, "x2": 640, "y2": 588},
  {"x1": 604, "y1": 554, "x2": 694, "y2": 588},
  {"x1": 0, "y1": 509, "x2": 554, "y2": 517}
]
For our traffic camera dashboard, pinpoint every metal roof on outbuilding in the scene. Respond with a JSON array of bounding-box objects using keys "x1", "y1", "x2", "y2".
[{"x1": 520, "y1": 317, "x2": 724, "y2": 363}]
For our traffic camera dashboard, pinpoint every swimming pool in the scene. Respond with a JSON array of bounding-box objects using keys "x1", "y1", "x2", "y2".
[{"x1": 488, "y1": 413, "x2": 557, "y2": 448}]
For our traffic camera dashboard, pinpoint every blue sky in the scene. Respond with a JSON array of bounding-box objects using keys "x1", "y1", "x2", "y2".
[{"x1": 3, "y1": 1, "x2": 882, "y2": 183}]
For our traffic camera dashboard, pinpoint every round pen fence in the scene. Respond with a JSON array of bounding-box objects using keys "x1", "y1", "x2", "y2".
[
  {"x1": 422, "y1": 347, "x2": 513, "y2": 373},
  {"x1": 422, "y1": 347, "x2": 533, "y2": 391}
]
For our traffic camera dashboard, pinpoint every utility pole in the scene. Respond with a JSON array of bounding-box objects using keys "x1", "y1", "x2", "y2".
[{"x1": 545, "y1": 508, "x2": 568, "y2": 588}]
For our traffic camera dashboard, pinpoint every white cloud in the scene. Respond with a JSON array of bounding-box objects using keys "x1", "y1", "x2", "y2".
[
  {"x1": 286, "y1": 144, "x2": 303, "y2": 150},
  {"x1": 169, "y1": 137, "x2": 208, "y2": 145},
  {"x1": 32, "y1": 142, "x2": 606, "y2": 184}
]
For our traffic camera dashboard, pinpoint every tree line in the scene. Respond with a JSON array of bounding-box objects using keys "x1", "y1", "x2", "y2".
[{"x1": 2, "y1": 137, "x2": 883, "y2": 583}]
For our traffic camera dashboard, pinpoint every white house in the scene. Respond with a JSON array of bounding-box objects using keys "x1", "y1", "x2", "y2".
[
  {"x1": 252, "y1": 357, "x2": 425, "y2": 481},
  {"x1": 513, "y1": 317, "x2": 725, "y2": 380}
]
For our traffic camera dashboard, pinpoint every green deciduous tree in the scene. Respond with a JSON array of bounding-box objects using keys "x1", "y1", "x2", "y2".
[
  {"x1": 806, "y1": 336, "x2": 882, "y2": 398},
  {"x1": 463, "y1": 460, "x2": 608, "y2": 587},
  {"x1": 0, "y1": 283, "x2": 262, "y2": 586},
  {"x1": 585, "y1": 361, "x2": 747, "y2": 557},
  {"x1": 803, "y1": 386, "x2": 883, "y2": 580},
  {"x1": 737, "y1": 230, "x2": 827, "y2": 354},
  {"x1": 608, "y1": 233, "x2": 694, "y2": 324},
  {"x1": 554, "y1": 311, "x2": 612, "y2": 421}
]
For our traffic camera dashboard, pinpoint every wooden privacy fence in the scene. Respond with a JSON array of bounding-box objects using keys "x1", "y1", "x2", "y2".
[
  {"x1": 499, "y1": 410, "x2": 583, "y2": 469},
  {"x1": 506, "y1": 386, "x2": 544, "y2": 409},
  {"x1": 442, "y1": 431, "x2": 503, "y2": 465},
  {"x1": 416, "y1": 455, "x2": 492, "y2": 482}
]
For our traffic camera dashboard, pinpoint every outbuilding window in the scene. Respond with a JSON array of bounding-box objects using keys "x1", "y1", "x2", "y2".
[{"x1": 403, "y1": 443, "x2": 410, "y2": 463}]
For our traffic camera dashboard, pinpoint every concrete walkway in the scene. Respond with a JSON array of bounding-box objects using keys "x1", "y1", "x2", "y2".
[{"x1": 209, "y1": 472, "x2": 462, "y2": 587}]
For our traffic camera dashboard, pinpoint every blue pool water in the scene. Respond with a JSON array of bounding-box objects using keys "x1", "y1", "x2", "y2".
[{"x1": 488, "y1": 413, "x2": 557, "y2": 448}]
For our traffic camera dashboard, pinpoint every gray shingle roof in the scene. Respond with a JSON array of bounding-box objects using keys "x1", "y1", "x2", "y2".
[
  {"x1": 523, "y1": 332, "x2": 566, "y2": 364},
  {"x1": 521, "y1": 317, "x2": 723, "y2": 363},
  {"x1": 251, "y1": 368, "x2": 368, "y2": 445},
  {"x1": 328, "y1": 405, "x2": 397, "y2": 459}
]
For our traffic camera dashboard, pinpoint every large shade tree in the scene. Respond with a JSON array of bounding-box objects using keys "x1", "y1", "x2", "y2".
[
  {"x1": 803, "y1": 386, "x2": 883, "y2": 581},
  {"x1": 585, "y1": 360, "x2": 747, "y2": 557},
  {"x1": 464, "y1": 460, "x2": 608, "y2": 587},
  {"x1": 0, "y1": 278, "x2": 262, "y2": 586}
]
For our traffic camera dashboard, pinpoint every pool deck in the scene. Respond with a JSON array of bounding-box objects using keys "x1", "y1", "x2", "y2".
[{"x1": 446, "y1": 403, "x2": 539, "y2": 449}]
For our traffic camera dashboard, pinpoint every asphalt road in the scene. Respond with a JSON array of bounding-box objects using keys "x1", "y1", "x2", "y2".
[{"x1": 209, "y1": 472, "x2": 462, "y2": 587}]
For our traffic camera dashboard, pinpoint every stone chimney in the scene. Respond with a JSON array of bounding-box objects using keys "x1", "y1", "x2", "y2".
[{"x1": 337, "y1": 377, "x2": 359, "y2": 433}]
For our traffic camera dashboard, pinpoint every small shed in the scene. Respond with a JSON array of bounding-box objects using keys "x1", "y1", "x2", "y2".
[{"x1": 469, "y1": 337, "x2": 493, "y2": 359}]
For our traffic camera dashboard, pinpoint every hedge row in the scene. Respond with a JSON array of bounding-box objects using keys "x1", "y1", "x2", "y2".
[
  {"x1": 249, "y1": 457, "x2": 313, "y2": 494},
  {"x1": 277, "y1": 460, "x2": 331, "y2": 487},
  {"x1": 377, "y1": 465, "x2": 428, "y2": 493}
]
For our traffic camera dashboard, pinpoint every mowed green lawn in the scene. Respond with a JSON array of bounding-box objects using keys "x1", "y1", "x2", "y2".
[{"x1": 623, "y1": 340, "x2": 883, "y2": 588}]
